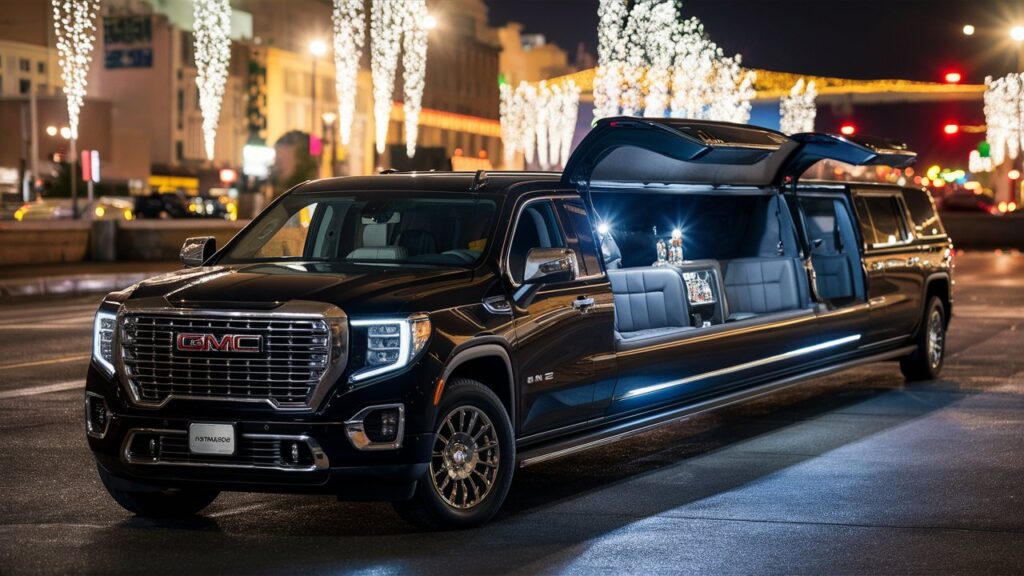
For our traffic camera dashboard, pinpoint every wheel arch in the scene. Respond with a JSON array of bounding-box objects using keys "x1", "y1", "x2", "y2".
[
  {"x1": 438, "y1": 340, "x2": 517, "y2": 432},
  {"x1": 924, "y1": 272, "x2": 952, "y2": 327}
]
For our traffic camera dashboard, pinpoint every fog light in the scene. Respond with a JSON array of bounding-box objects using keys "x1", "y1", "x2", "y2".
[
  {"x1": 344, "y1": 404, "x2": 405, "y2": 451},
  {"x1": 84, "y1": 392, "x2": 111, "y2": 438}
]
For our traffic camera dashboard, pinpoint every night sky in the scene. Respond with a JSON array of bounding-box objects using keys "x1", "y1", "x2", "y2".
[{"x1": 483, "y1": 0, "x2": 1024, "y2": 166}]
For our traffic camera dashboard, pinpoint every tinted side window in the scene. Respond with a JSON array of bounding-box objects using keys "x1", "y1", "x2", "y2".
[
  {"x1": 558, "y1": 199, "x2": 603, "y2": 276},
  {"x1": 861, "y1": 195, "x2": 908, "y2": 247},
  {"x1": 508, "y1": 200, "x2": 565, "y2": 284},
  {"x1": 799, "y1": 197, "x2": 844, "y2": 255},
  {"x1": 852, "y1": 196, "x2": 876, "y2": 246},
  {"x1": 901, "y1": 188, "x2": 945, "y2": 237}
]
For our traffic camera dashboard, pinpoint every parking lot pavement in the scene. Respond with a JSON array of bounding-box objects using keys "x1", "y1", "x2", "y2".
[{"x1": 0, "y1": 252, "x2": 1023, "y2": 574}]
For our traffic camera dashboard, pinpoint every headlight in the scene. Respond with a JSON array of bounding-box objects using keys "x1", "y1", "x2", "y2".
[
  {"x1": 350, "y1": 314, "x2": 431, "y2": 383},
  {"x1": 92, "y1": 310, "x2": 117, "y2": 377}
]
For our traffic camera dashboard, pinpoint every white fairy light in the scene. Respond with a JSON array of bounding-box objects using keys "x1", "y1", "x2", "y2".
[
  {"x1": 332, "y1": 0, "x2": 364, "y2": 146},
  {"x1": 52, "y1": 0, "x2": 100, "y2": 140},
  {"x1": 984, "y1": 74, "x2": 1024, "y2": 166},
  {"x1": 370, "y1": 0, "x2": 430, "y2": 157},
  {"x1": 779, "y1": 78, "x2": 817, "y2": 134},
  {"x1": 594, "y1": 0, "x2": 628, "y2": 120},
  {"x1": 193, "y1": 0, "x2": 232, "y2": 160},
  {"x1": 401, "y1": 0, "x2": 428, "y2": 158},
  {"x1": 499, "y1": 80, "x2": 580, "y2": 169},
  {"x1": 594, "y1": 0, "x2": 756, "y2": 122}
]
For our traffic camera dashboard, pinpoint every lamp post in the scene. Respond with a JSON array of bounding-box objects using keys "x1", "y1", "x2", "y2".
[
  {"x1": 309, "y1": 39, "x2": 328, "y2": 171},
  {"x1": 322, "y1": 111, "x2": 337, "y2": 177}
]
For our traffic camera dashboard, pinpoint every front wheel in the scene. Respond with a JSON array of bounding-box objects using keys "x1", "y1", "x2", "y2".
[
  {"x1": 392, "y1": 379, "x2": 515, "y2": 530},
  {"x1": 98, "y1": 464, "x2": 220, "y2": 518},
  {"x1": 900, "y1": 296, "x2": 947, "y2": 381}
]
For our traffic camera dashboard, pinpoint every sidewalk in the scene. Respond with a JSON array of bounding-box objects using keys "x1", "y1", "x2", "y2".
[{"x1": 0, "y1": 262, "x2": 179, "y2": 298}]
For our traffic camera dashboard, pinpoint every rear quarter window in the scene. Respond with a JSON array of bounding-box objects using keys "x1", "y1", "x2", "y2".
[{"x1": 901, "y1": 188, "x2": 945, "y2": 237}]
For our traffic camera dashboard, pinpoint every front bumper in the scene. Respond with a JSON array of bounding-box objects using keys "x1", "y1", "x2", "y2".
[{"x1": 85, "y1": 355, "x2": 441, "y2": 500}]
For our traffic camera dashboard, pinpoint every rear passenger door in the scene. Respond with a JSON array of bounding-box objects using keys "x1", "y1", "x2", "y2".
[
  {"x1": 852, "y1": 190, "x2": 923, "y2": 344},
  {"x1": 506, "y1": 195, "x2": 617, "y2": 438}
]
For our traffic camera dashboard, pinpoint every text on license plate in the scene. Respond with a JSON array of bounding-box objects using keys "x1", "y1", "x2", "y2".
[{"x1": 189, "y1": 422, "x2": 235, "y2": 455}]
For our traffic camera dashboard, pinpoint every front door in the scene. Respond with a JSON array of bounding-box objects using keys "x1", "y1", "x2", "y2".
[{"x1": 506, "y1": 195, "x2": 617, "y2": 438}]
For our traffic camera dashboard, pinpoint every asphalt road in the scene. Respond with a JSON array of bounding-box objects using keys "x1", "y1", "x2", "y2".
[{"x1": 2, "y1": 252, "x2": 1024, "y2": 575}]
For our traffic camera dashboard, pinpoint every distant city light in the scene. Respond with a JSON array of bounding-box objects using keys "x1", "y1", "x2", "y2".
[
  {"x1": 840, "y1": 123, "x2": 856, "y2": 136},
  {"x1": 46, "y1": 126, "x2": 58, "y2": 137},
  {"x1": 1009, "y1": 169, "x2": 1021, "y2": 180},
  {"x1": 423, "y1": 13, "x2": 438, "y2": 30},
  {"x1": 309, "y1": 39, "x2": 328, "y2": 57},
  {"x1": 59, "y1": 126, "x2": 72, "y2": 139},
  {"x1": 963, "y1": 24, "x2": 975, "y2": 36},
  {"x1": 944, "y1": 71, "x2": 962, "y2": 84},
  {"x1": 943, "y1": 123, "x2": 960, "y2": 135},
  {"x1": 1011, "y1": 26, "x2": 1024, "y2": 42}
]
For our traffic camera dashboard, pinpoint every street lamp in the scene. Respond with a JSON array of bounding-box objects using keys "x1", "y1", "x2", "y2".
[
  {"x1": 1013, "y1": 26, "x2": 1024, "y2": 42},
  {"x1": 309, "y1": 39, "x2": 328, "y2": 169},
  {"x1": 423, "y1": 13, "x2": 438, "y2": 30},
  {"x1": 963, "y1": 24, "x2": 976, "y2": 36}
]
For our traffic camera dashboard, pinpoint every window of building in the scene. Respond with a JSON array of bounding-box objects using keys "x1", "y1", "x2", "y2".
[
  {"x1": 18, "y1": 79, "x2": 31, "y2": 95},
  {"x1": 19, "y1": 58, "x2": 30, "y2": 72},
  {"x1": 176, "y1": 140, "x2": 184, "y2": 161},
  {"x1": 37, "y1": 61, "x2": 45, "y2": 74}
]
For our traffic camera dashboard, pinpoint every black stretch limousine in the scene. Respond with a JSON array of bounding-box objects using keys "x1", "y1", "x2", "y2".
[{"x1": 86, "y1": 118, "x2": 952, "y2": 528}]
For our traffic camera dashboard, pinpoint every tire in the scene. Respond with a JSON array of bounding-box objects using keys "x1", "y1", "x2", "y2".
[
  {"x1": 900, "y1": 296, "x2": 947, "y2": 381},
  {"x1": 97, "y1": 464, "x2": 220, "y2": 518},
  {"x1": 392, "y1": 378, "x2": 515, "y2": 530}
]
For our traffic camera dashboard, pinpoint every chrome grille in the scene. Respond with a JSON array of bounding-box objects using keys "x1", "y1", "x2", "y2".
[
  {"x1": 120, "y1": 314, "x2": 332, "y2": 408},
  {"x1": 122, "y1": 429, "x2": 328, "y2": 471}
]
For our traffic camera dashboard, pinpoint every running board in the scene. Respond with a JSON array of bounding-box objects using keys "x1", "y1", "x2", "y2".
[{"x1": 517, "y1": 345, "x2": 915, "y2": 468}]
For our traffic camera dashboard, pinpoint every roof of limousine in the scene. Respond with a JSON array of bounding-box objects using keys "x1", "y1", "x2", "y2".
[{"x1": 295, "y1": 171, "x2": 565, "y2": 195}]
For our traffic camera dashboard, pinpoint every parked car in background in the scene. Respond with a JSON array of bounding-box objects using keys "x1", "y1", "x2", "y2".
[
  {"x1": 937, "y1": 191, "x2": 999, "y2": 215},
  {"x1": 86, "y1": 118, "x2": 952, "y2": 529},
  {"x1": 14, "y1": 197, "x2": 135, "y2": 221}
]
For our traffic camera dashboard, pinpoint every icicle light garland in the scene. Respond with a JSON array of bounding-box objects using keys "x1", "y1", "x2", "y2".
[
  {"x1": 779, "y1": 78, "x2": 817, "y2": 135},
  {"x1": 984, "y1": 74, "x2": 1024, "y2": 167},
  {"x1": 370, "y1": 0, "x2": 429, "y2": 157},
  {"x1": 193, "y1": 0, "x2": 232, "y2": 160},
  {"x1": 52, "y1": 0, "x2": 100, "y2": 140},
  {"x1": 332, "y1": 0, "x2": 364, "y2": 146},
  {"x1": 500, "y1": 80, "x2": 580, "y2": 169},
  {"x1": 593, "y1": 0, "x2": 756, "y2": 123}
]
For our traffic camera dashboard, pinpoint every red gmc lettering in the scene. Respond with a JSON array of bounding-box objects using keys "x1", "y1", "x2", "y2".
[{"x1": 175, "y1": 333, "x2": 262, "y2": 353}]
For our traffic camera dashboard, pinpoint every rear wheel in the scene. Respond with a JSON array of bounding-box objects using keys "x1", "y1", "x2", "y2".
[
  {"x1": 98, "y1": 464, "x2": 219, "y2": 518},
  {"x1": 392, "y1": 379, "x2": 515, "y2": 530},
  {"x1": 900, "y1": 296, "x2": 946, "y2": 381}
]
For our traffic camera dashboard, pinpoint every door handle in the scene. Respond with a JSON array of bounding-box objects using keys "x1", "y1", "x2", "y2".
[{"x1": 572, "y1": 296, "x2": 596, "y2": 312}]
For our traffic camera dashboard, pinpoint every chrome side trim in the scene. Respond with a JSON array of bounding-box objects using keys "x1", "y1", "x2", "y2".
[
  {"x1": 519, "y1": 344, "x2": 916, "y2": 467},
  {"x1": 344, "y1": 403, "x2": 406, "y2": 451},
  {"x1": 121, "y1": 428, "x2": 329, "y2": 472},
  {"x1": 616, "y1": 334, "x2": 862, "y2": 400}
]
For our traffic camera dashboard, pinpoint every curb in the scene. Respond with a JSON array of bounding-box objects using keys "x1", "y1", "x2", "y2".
[{"x1": 0, "y1": 272, "x2": 162, "y2": 298}]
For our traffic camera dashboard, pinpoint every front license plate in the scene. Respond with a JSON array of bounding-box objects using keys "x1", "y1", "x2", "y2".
[{"x1": 189, "y1": 422, "x2": 236, "y2": 456}]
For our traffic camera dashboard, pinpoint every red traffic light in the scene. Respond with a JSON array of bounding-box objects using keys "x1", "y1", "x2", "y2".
[
  {"x1": 943, "y1": 123, "x2": 960, "y2": 135},
  {"x1": 944, "y1": 71, "x2": 963, "y2": 84},
  {"x1": 839, "y1": 123, "x2": 856, "y2": 136}
]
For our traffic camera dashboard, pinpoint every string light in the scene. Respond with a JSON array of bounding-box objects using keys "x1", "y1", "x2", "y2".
[
  {"x1": 370, "y1": 0, "x2": 429, "y2": 157},
  {"x1": 780, "y1": 78, "x2": 817, "y2": 134},
  {"x1": 332, "y1": 0, "x2": 364, "y2": 146},
  {"x1": 984, "y1": 74, "x2": 1024, "y2": 167},
  {"x1": 594, "y1": 0, "x2": 755, "y2": 122},
  {"x1": 500, "y1": 80, "x2": 580, "y2": 169},
  {"x1": 401, "y1": 0, "x2": 428, "y2": 158},
  {"x1": 52, "y1": 0, "x2": 100, "y2": 140},
  {"x1": 193, "y1": 0, "x2": 232, "y2": 160}
]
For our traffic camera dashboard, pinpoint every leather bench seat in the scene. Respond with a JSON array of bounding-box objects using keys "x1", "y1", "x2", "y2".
[
  {"x1": 723, "y1": 257, "x2": 803, "y2": 321},
  {"x1": 608, "y1": 267, "x2": 694, "y2": 347}
]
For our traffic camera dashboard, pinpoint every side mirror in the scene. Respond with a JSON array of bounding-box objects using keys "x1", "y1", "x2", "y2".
[
  {"x1": 522, "y1": 247, "x2": 578, "y2": 285},
  {"x1": 180, "y1": 236, "x2": 216, "y2": 267}
]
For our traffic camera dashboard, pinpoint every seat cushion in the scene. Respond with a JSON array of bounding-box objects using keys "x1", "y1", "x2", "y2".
[
  {"x1": 347, "y1": 246, "x2": 408, "y2": 260},
  {"x1": 724, "y1": 257, "x2": 802, "y2": 316},
  {"x1": 608, "y1": 267, "x2": 690, "y2": 334}
]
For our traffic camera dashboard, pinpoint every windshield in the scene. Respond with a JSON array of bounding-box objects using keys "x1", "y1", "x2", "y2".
[{"x1": 220, "y1": 192, "x2": 498, "y2": 268}]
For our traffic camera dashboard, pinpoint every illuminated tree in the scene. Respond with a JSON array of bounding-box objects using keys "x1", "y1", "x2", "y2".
[
  {"x1": 984, "y1": 74, "x2": 1024, "y2": 166},
  {"x1": 594, "y1": 0, "x2": 628, "y2": 119},
  {"x1": 370, "y1": 0, "x2": 429, "y2": 157},
  {"x1": 52, "y1": 0, "x2": 100, "y2": 140},
  {"x1": 500, "y1": 80, "x2": 580, "y2": 169},
  {"x1": 193, "y1": 0, "x2": 232, "y2": 160},
  {"x1": 779, "y1": 78, "x2": 817, "y2": 134},
  {"x1": 401, "y1": 0, "x2": 429, "y2": 158},
  {"x1": 332, "y1": 0, "x2": 365, "y2": 146}
]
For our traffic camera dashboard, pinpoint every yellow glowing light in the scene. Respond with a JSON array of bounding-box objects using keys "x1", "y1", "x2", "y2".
[
  {"x1": 46, "y1": 125, "x2": 58, "y2": 137},
  {"x1": 309, "y1": 39, "x2": 328, "y2": 57},
  {"x1": 94, "y1": 206, "x2": 105, "y2": 217},
  {"x1": 1009, "y1": 202, "x2": 1018, "y2": 212},
  {"x1": 14, "y1": 208, "x2": 25, "y2": 221},
  {"x1": 1012, "y1": 26, "x2": 1024, "y2": 42},
  {"x1": 59, "y1": 126, "x2": 72, "y2": 139},
  {"x1": 998, "y1": 201, "x2": 1008, "y2": 213},
  {"x1": 926, "y1": 165, "x2": 941, "y2": 179},
  {"x1": 423, "y1": 13, "x2": 438, "y2": 30},
  {"x1": 123, "y1": 209, "x2": 134, "y2": 221}
]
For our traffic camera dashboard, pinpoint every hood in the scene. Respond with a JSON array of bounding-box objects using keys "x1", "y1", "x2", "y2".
[{"x1": 128, "y1": 262, "x2": 478, "y2": 315}]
